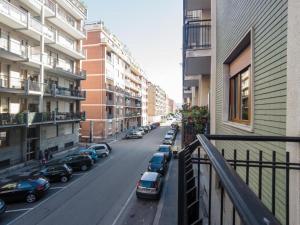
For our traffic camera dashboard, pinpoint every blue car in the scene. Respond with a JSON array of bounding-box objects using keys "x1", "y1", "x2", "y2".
[
  {"x1": 148, "y1": 153, "x2": 168, "y2": 175},
  {"x1": 158, "y1": 145, "x2": 173, "y2": 161},
  {"x1": 79, "y1": 148, "x2": 98, "y2": 163}
]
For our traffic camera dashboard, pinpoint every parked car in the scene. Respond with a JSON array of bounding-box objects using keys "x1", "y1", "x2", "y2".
[
  {"x1": 163, "y1": 134, "x2": 174, "y2": 145},
  {"x1": 150, "y1": 124, "x2": 157, "y2": 130},
  {"x1": 157, "y1": 145, "x2": 173, "y2": 161},
  {"x1": 136, "y1": 172, "x2": 163, "y2": 200},
  {"x1": 37, "y1": 164, "x2": 73, "y2": 183},
  {"x1": 49, "y1": 154, "x2": 93, "y2": 172},
  {"x1": 87, "y1": 144, "x2": 110, "y2": 158},
  {"x1": 148, "y1": 153, "x2": 168, "y2": 175},
  {"x1": 0, "y1": 176, "x2": 50, "y2": 203},
  {"x1": 125, "y1": 130, "x2": 143, "y2": 139},
  {"x1": 142, "y1": 126, "x2": 150, "y2": 133},
  {"x1": 97, "y1": 142, "x2": 112, "y2": 152},
  {"x1": 79, "y1": 148, "x2": 99, "y2": 163},
  {"x1": 0, "y1": 199, "x2": 6, "y2": 215},
  {"x1": 137, "y1": 127, "x2": 145, "y2": 135},
  {"x1": 166, "y1": 130, "x2": 176, "y2": 139}
]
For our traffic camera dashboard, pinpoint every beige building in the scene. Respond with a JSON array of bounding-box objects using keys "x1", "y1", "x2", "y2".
[
  {"x1": 147, "y1": 83, "x2": 167, "y2": 123},
  {"x1": 0, "y1": 0, "x2": 87, "y2": 167}
]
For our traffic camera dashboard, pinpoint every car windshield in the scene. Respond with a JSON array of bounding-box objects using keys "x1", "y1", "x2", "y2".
[
  {"x1": 140, "y1": 180, "x2": 155, "y2": 188},
  {"x1": 150, "y1": 156, "x2": 163, "y2": 164},
  {"x1": 164, "y1": 137, "x2": 171, "y2": 140}
]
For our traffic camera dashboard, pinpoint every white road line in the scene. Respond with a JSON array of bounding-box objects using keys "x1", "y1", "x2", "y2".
[
  {"x1": 111, "y1": 187, "x2": 136, "y2": 225},
  {"x1": 152, "y1": 160, "x2": 173, "y2": 225},
  {"x1": 6, "y1": 156, "x2": 114, "y2": 225},
  {"x1": 49, "y1": 187, "x2": 65, "y2": 190},
  {"x1": 5, "y1": 208, "x2": 33, "y2": 213}
]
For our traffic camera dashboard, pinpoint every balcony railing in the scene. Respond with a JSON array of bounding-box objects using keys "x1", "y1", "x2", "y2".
[
  {"x1": 48, "y1": 58, "x2": 86, "y2": 79},
  {"x1": 0, "y1": 33, "x2": 28, "y2": 58},
  {"x1": 179, "y1": 133, "x2": 300, "y2": 225},
  {"x1": 106, "y1": 99, "x2": 114, "y2": 106},
  {"x1": 107, "y1": 114, "x2": 114, "y2": 119},
  {"x1": 184, "y1": 20, "x2": 211, "y2": 50},
  {"x1": 0, "y1": 0, "x2": 27, "y2": 25},
  {"x1": 66, "y1": 0, "x2": 87, "y2": 17},
  {"x1": 52, "y1": 85, "x2": 86, "y2": 99},
  {"x1": 30, "y1": 16, "x2": 42, "y2": 33},
  {"x1": 27, "y1": 111, "x2": 85, "y2": 125},
  {"x1": 44, "y1": 0, "x2": 55, "y2": 13},
  {"x1": 0, "y1": 113, "x2": 26, "y2": 127}
]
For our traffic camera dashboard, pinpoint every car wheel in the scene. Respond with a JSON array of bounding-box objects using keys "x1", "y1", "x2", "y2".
[
  {"x1": 60, "y1": 176, "x2": 69, "y2": 183},
  {"x1": 101, "y1": 153, "x2": 108, "y2": 158},
  {"x1": 81, "y1": 164, "x2": 88, "y2": 171},
  {"x1": 26, "y1": 193, "x2": 37, "y2": 203}
]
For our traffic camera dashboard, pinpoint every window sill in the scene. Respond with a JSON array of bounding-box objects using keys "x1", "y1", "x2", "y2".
[{"x1": 223, "y1": 121, "x2": 254, "y2": 133}]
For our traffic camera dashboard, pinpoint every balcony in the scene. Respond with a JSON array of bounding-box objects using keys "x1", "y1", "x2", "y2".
[
  {"x1": 0, "y1": 0, "x2": 27, "y2": 29},
  {"x1": 19, "y1": 0, "x2": 55, "y2": 17},
  {"x1": 27, "y1": 111, "x2": 85, "y2": 126},
  {"x1": 125, "y1": 111, "x2": 141, "y2": 118},
  {"x1": 0, "y1": 113, "x2": 26, "y2": 128},
  {"x1": 185, "y1": 0, "x2": 211, "y2": 12},
  {"x1": 48, "y1": 4, "x2": 86, "y2": 39},
  {"x1": 106, "y1": 99, "x2": 115, "y2": 106},
  {"x1": 58, "y1": 0, "x2": 87, "y2": 20},
  {"x1": 0, "y1": 76, "x2": 45, "y2": 96},
  {"x1": 0, "y1": 33, "x2": 28, "y2": 61},
  {"x1": 184, "y1": 20, "x2": 211, "y2": 50},
  {"x1": 49, "y1": 31, "x2": 85, "y2": 59},
  {"x1": 45, "y1": 58, "x2": 86, "y2": 80},
  {"x1": 179, "y1": 127, "x2": 300, "y2": 225},
  {"x1": 50, "y1": 85, "x2": 86, "y2": 100},
  {"x1": 107, "y1": 113, "x2": 114, "y2": 120}
]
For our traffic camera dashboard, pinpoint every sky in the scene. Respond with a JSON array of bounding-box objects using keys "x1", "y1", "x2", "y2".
[{"x1": 84, "y1": 0, "x2": 183, "y2": 104}]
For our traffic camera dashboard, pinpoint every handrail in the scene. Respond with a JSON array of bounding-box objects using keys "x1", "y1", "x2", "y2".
[
  {"x1": 196, "y1": 134, "x2": 281, "y2": 225},
  {"x1": 205, "y1": 134, "x2": 300, "y2": 142}
]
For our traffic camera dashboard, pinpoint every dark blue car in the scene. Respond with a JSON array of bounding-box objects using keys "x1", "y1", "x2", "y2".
[
  {"x1": 148, "y1": 153, "x2": 168, "y2": 175},
  {"x1": 158, "y1": 145, "x2": 173, "y2": 161}
]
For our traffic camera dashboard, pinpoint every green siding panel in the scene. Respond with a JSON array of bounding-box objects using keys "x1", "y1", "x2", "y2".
[{"x1": 216, "y1": 0, "x2": 288, "y2": 223}]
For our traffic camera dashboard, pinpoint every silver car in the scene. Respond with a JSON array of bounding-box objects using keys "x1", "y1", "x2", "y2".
[{"x1": 136, "y1": 172, "x2": 163, "y2": 200}]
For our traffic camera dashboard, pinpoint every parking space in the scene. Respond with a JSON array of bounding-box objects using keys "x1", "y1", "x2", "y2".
[{"x1": 0, "y1": 154, "x2": 112, "y2": 225}]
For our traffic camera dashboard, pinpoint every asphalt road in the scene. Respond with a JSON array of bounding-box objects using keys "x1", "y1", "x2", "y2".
[{"x1": 1, "y1": 126, "x2": 172, "y2": 225}]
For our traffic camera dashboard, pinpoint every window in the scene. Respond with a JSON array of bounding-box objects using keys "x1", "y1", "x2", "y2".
[
  {"x1": 0, "y1": 131, "x2": 8, "y2": 148},
  {"x1": 229, "y1": 67, "x2": 250, "y2": 124}
]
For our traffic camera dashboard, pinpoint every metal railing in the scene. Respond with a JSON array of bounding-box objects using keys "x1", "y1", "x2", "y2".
[
  {"x1": 0, "y1": 113, "x2": 26, "y2": 126},
  {"x1": 0, "y1": 0, "x2": 27, "y2": 25},
  {"x1": 52, "y1": 85, "x2": 86, "y2": 99},
  {"x1": 0, "y1": 32, "x2": 28, "y2": 58},
  {"x1": 184, "y1": 20, "x2": 211, "y2": 50},
  {"x1": 66, "y1": 0, "x2": 87, "y2": 17},
  {"x1": 178, "y1": 134, "x2": 300, "y2": 225}
]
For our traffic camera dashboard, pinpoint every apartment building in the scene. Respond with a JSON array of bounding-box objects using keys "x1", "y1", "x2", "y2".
[
  {"x1": 182, "y1": 0, "x2": 300, "y2": 224},
  {"x1": 182, "y1": 0, "x2": 211, "y2": 108},
  {"x1": 0, "y1": 0, "x2": 87, "y2": 167},
  {"x1": 141, "y1": 75, "x2": 149, "y2": 126},
  {"x1": 166, "y1": 97, "x2": 175, "y2": 115},
  {"x1": 81, "y1": 22, "x2": 144, "y2": 141},
  {"x1": 147, "y1": 84, "x2": 167, "y2": 123}
]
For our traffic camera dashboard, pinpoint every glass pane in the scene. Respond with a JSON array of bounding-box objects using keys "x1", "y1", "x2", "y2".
[{"x1": 241, "y1": 69, "x2": 250, "y2": 121}]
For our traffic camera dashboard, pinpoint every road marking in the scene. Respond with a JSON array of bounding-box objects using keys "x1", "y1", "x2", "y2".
[
  {"x1": 6, "y1": 156, "x2": 114, "y2": 225},
  {"x1": 152, "y1": 159, "x2": 173, "y2": 225},
  {"x1": 5, "y1": 208, "x2": 33, "y2": 213},
  {"x1": 50, "y1": 187, "x2": 65, "y2": 190},
  {"x1": 111, "y1": 187, "x2": 136, "y2": 225}
]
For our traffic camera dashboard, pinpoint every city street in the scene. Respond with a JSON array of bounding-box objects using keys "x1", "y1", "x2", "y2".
[{"x1": 0, "y1": 126, "x2": 178, "y2": 225}]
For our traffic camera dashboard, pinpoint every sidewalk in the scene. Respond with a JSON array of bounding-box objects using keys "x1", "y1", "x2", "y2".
[{"x1": 154, "y1": 130, "x2": 181, "y2": 225}]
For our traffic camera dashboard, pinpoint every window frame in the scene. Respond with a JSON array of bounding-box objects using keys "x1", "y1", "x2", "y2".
[
  {"x1": 229, "y1": 66, "x2": 251, "y2": 125},
  {"x1": 0, "y1": 131, "x2": 9, "y2": 148}
]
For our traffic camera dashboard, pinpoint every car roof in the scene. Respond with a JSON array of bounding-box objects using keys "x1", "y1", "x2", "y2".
[
  {"x1": 141, "y1": 172, "x2": 159, "y2": 181},
  {"x1": 152, "y1": 152, "x2": 165, "y2": 157},
  {"x1": 159, "y1": 145, "x2": 171, "y2": 148},
  {"x1": 89, "y1": 144, "x2": 107, "y2": 147}
]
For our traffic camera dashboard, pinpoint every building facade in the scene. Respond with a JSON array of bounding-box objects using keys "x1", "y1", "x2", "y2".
[
  {"x1": 0, "y1": 0, "x2": 86, "y2": 167},
  {"x1": 81, "y1": 22, "x2": 144, "y2": 141},
  {"x1": 147, "y1": 84, "x2": 167, "y2": 123},
  {"x1": 182, "y1": 0, "x2": 300, "y2": 224},
  {"x1": 183, "y1": 0, "x2": 211, "y2": 108}
]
